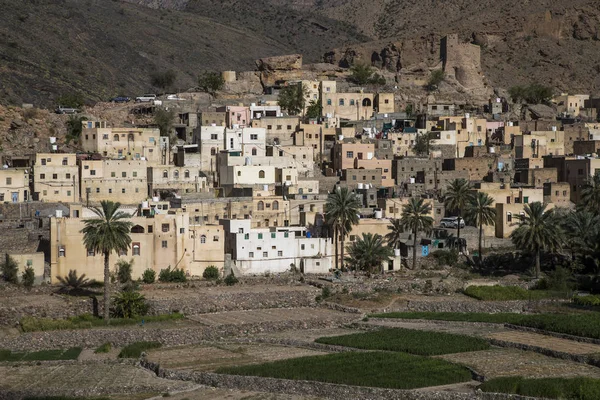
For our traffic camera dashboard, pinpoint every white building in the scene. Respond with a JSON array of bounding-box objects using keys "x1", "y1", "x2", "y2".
[{"x1": 222, "y1": 219, "x2": 332, "y2": 275}]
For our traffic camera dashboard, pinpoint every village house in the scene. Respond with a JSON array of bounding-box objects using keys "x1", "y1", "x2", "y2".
[
  {"x1": 171, "y1": 195, "x2": 254, "y2": 225},
  {"x1": 543, "y1": 156, "x2": 600, "y2": 204},
  {"x1": 332, "y1": 140, "x2": 375, "y2": 172},
  {"x1": 0, "y1": 167, "x2": 30, "y2": 203},
  {"x1": 33, "y1": 153, "x2": 78, "y2": 203},
  {"x1": 80, "y1": 159, "x2": 148, "y2": 204},
  {"x1": 199, "y1": 111, "x2": 227, "y2": 127},
  {"x1": 354, "y1": 157, "x2": 394, "y2": 187},
  {"x1": 253, "y1": 195, "x2": 290, "y2": 228},
  {"x1": 216, "y1": 105, "x2": 251, "y2": 128},
  {"x1": 147, "y1": 165, "x2": 208, "y2": 197},
  {"x1": 80, "y1": 127, "x2": 164, "y2": 165},
  {"x1": 251, "y1": 116, "x2": 299, "y2": 146}
]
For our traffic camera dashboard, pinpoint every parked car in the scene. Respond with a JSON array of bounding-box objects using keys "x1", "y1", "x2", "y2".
[
  {"x1": 111, "y1": 96, "x2": 130, "y2": 103},
  {"x1": 135, "y1": 94, "x2": 157, "y2": 102},
  {"x1": 440, "y1": 217, "x2": 465, "y2": 229},
  {"x1": 55, "y1": 106, "x2": 78, "y2": 115},
  {"x1": 166, "y1": 94, "x2": 185, "y2": 101}
]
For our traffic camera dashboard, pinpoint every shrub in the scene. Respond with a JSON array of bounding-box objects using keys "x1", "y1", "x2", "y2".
[
  {"x1": 118, "y1": 341, "x2": 161, "y2": 358},
  {"x1": 115, "y1": 259, "x2": 133, "y2": 284},
  {"x1": 224, "y1": 271, "x2": 238, "y2": 286},
  {"x1": 508, "y1": 83, "x2": 553, "y2": 104},
  {"x1": 21, "y1": 266, "x2": 35, "y2": 288},
  {"x1": 431, "y1": 249, "x2": 459, "y2": 267},
  {"x1": 480, "y1": 376, "x2": 600, "y2": 399},
  {"x1": 197, "y1": 71, "x2": 224, "y2": 95},
  {"x1": 142, "y1": 268, "x2": 156, "y2": 284},
  {"x1": 158, "y1": 266, "x2": 187, "y2": 282},
  {"x1": 1, "y1": 254, "x2": 19, "y2": 284},
  {"x1": 426, "y1": 69, "x2": 445, "y2": 91},
  {"x1": 112, "y1": 290, "x2": 148, "y2": 319},
  {"x1": 573, "y1": 295, "x2": 600, "y2": 307},
  {"x1": 56, "y1": 270, "x2": 92, "y2": 294},
  {"x1": 202, "y1": 266, "x2": 220, "y2": 280},
  {"x1": 94, "y1": 342, "x2": 112, "y2": 354},
  {"x1": 532, "y1": 266, "x2": 575, "y2": 292},
  {"x1": 321, "y1": 286, "x2": 331, "y2": 299},
  {"x1": 154, "y1": 107, "x2": 175, "y2": 137},
  {"x1": 56, "y1": 92, "x2": 84, "y2": 108}
]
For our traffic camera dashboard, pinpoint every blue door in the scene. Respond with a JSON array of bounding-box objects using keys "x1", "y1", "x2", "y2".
[{"x1": 11, "y1": 192, "x2": 18, "y2": 203}]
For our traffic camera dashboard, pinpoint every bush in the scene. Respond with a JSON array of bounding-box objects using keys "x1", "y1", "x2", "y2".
[
  {"x1": 115, "y1": 259, "x2": 133, "y2": 284},
  {"x1": 431, "y1": 249, "x2": 459, "y2": 267},
  {"x1": 158, "y1": 266, "x2": 186, "y2": 283},
  {"x1": 202, "y1": 266, "x2": 220, "y2": 280},
  {"x1": 508, "y1": 83, "x2": 553, "y2": 104},
  {"x1": 142, "y1": 268, "x2": 156, "y2": 284},
  {"x1": 56, "y1": 92, "x2": 84, "y2": 108},
  {"x1": 56, "y1": 270, "x2": 93, "y2": 295},
  {"x1": 224, "y1": 271, "x2": 238, "y2": 286},
  {"x1": 94, "y1": 342, "x2": 112, "y2": 354},
  {"x1": 21, "y1": 266, "x2": 35, "y2": 288},
  {"x1": 426, "y1": 69, "x2": 445, "y2": 91},
  {"x1": 1, "y1": 254, "x2": 19, "y2": 284},
  {"x1": 197, "y1": 71, "x2": 224, "y2": 95},
  {"x1": 111, "y1": 290, "x2": 148, "y2": 319},
  {"x1": 532, "y1": 266, "x2": 575, "y2": 292},
  {"x1": 573, "y1": 295, "x2": 600, "y2": 307},
  {"x1": 118, "y1": 341, "x2": 161, "y2": 358}
]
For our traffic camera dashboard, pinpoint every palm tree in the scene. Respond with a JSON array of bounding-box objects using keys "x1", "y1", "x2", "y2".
[
  {"x1": 385, "y1": 218, "x2": 404, "y2": 250},
  {"x1": 55, "y1": 270, "x2": 92, "y2": 295},
  {"x1": 345, "y1": 233, "x2": 393, "y2": 275},
  {"x1": 510, "y1": 202, "x2": 563, "y2": 278},
  {"x1": 465, "y1": 192, "x2": 496, "y2": 265},
  {"x1": 563, "y1": 210, "x2": 600, "y2": 270},
  {"x1": 81, "y1": 201, "x2": 133, "y2": 323},
  {"x1": 400, "y1": 198, "x2": 434, "y2": 270},
  {"x1": 325, "y1": 187, "x2": 361, "y2": 270},
  {"x1": 580, "y1": 174, "x2": 600, "y2": 215},
  {"x1": 444, "y1": 179, "x2": 473, "y2": 248}
]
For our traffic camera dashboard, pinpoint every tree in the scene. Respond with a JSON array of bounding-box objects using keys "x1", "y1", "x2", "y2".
[
  {"x1": 154, "y1": 107, "x2": 175, "y2": 137},
  {"x1": 325, "y1": 187, "x2": 361, "y2": 270},
  {"x1": 385, "y1": 218, "x2": 404, "y2": 250},
  {"x1": 510, "y1": 202, "x2": 563, "y2": 278},
  {"x1": 56, "y1": 92, "x2": 84, "y2": 109},
  {"x1": 115, "y1": 259, "x2": 133, "y2": 284},
  {"x1": 278, "y1": 83, "x2": 306, "y2": 115},
  {"x1": 198, "y1": 71, "x2": 224, "y2": 95},
  {"x1": 349, "y1": 62, "x2": 386, "y2": 86},
  {"x1": 150, "y1": 70, "x2": 177, "y2": 91},
  {"x1": 563, "y1": 210, "x2": 600, "y2": 271},
  {"x1": 22, "y1": 267, "x2": 35, "y2": 288},
  {"x1": 426, "y1": 69, "x2": 445, "y2": 91},
  {"x1": 112, "y1": 290, "x2": 148, "y2": 319},
  {"x1": 400, "y1": 198, "x2": 434, "y2": 270},
  {"x1": 56, "y1": 270, "x2": 92, "y2": 295},
  {"x1": 306, "y1": 99, "x2": 322, "y2": 119},
  {"x1": 345, "y1": 233, "x2": 393, "y2": 275},
  {"x1": 580, "y1": 174, "x2": 600, "y2": 215},
  {"x1": 508, "y1": 83, "x2": 553, "y2": 104},
  {"x1": 0, "y1": 254, "x2": 19, "y2": 284},
  {"x1": 81, "y1": 201, "x2": 133, "y2": 323},
  {"x1": 444, "y1": 179, "x2": 473, "y2": 248},
  {"x1": 413, "y1": 132, "x2": 432, "y2": 156},
  {"x1": 465, "y1": 192, "x2": 496, "y2": 265}
]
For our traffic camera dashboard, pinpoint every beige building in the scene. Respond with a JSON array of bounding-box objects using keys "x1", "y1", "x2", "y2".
[
  {"x1": 51, "y1": 204, "x2": 224, "y2": 282},
  {"x1": 333, "y1": 141, "x2": 375, "y2": 171},
  {"x1": 355, "y1": 157, "x2": 394, "y2": 187},
  {"x1": 0, "y1": 168, "x2": 30, "y2": 203},
  {"x1": 148, "y1": 166, "x2": 208, "y2": 197},
  {"x1": 81, "y1": 127, "x2": 164, "y2": 165},
  {"x1": 253, "y1": 196, "x2": 290, "y2": 228},
  {"x1": 34, "y1": 153, "x2": 78, "y2": 203},
  {"x1": 80, "y1": 159, "x2": 148, "y2": 204},
  {"x1": 251, "y1": 116, "x2": 300, "y2": 146}
]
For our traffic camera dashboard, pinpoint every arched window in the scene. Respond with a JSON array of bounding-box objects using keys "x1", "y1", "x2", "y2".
[
  {"x1": 200, "y1": 235, "x2": 206, "y2": 244},
  {"x1": 350, "y1": 99, "x2": 355, "y2": 106},
  {"x1": 113, "y1": 134, "x2": 119, "y2": 141},
  {"x1": 326, "y1": 99, "x2": 332, "y2": 106},
  {"x1": 259, "y1": 170, "x2": 265, "y2": 179},
  {"x1": 257, "y1": 201, "x2": 264, "y2": 211},
  {"x1": 211, "y1": 147, "x2": 217, "y2": 155},
  {"x1": 128, "y1": 133, "x2": 135, "y2": 141},
  {"x1": 174, "y1": 170, "x2": 179, "y2": 179},
  {"x1": 362, "y1": 98, "x2": 372, "y2": 107},
  {"x1": 272, "y1": 200, "x2": 279, "y2": 210},
  {"x1": 252, "y1": 147, "x2": 257, "y2": 156},
  {"x1": 184, "y1": 170, "x2": 190, "y2": 178},
  {"x1": 339, "y1": 99, "x2": 345, "y2": 106},
  {"x1": 132, "y1": 244, "x2": 140, "y2": 256},
  {"x1": 273, "y1": 219, "x2": 278, "y2": 227},
  {"x1": 264, "y1": 219, "x2": 269, "y2": 226},
  {"x1": 215, "y1": 215, "x2": 219, "y2": 221},
  {"x1": 131, "y1": 225, "x2": 145, "y2": 234},
  {"x1": 163, "y1": 170, "x2": 168, "y2": 178},
  {"x1": 507, "y1": 212, "x2": 512, "y2": 223}
]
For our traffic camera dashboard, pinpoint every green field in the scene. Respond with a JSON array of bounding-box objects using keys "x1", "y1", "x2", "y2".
[
  {"x1": 0, "y1": 347, "x2": 82, "y2": 361},
  {"x1": 20, "y1": 313, "x2": 184, "y2": 332},
  {"x1": 217, "y1": 351, "x2": 473, "y2": 389},
  {"x1": 315, "y1": 328, "x2": 490, "y2": 355},
  {"x1": 369, "y1": 312, "x2": 600, "y2": 339},
  {"x1": 463, "y1": 285, "x2": 568, "y2": 301},
  {"x1": 480, "y1": 377, "x2": 600, "y2": 399}
]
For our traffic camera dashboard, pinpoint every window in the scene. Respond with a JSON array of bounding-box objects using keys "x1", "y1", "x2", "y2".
[
  {"x1": 162, "y1": 224, "x2": 169, "y2": 232},
  {"x1": 90, "y1": 170, "x2": 96, "y2": 176},
  {"x1": 211, "y1": 147, "x2": 217, "y2": 155},
  {"x1": 563, "y1": 190, "x2": 567, "y2": 196},
  {"x1": 267, "y1": 125, "x2": 273, "y2": 130},
  {"x1": 339, "y1": 99, "x2": 345, "y2": 106},
  {"x1": 287, "y1": 125, "x2": 292, "y2": 130},
  {"x1": 59, "y1": 247, "x2": 66, "y2": 257},
  {"x1": 523, "y1": 196, "x2": 529, "y2": 204},
  {"x1": 257, "y1": 201, "x2": 264, "y2": 211},
  {"x1": 244, "y1": 233, "x2": 250, "y2": 240},
  {"x1": 121, "y1": 188, "x2": 126, "y2": 193},
  {"x1": 111, "y1": 172, "x2": 116, "y2": 177},
  {"x1": 259, "y1": 170, "x2": 265, "y2": 179},
  {"x1": 272, "y1": 201, "x2": 279, "y2": 210},
  {"x1": 326, "y1": 99, "x2": 332, "y2": 105},
  {"x1": 350, "y1": 99, "x2": 355, "y2": 106},
  {"x1": 507, "y1": 212, "x2": 512, "y2": 223},
  {"x1": 252, "y1": 148, "x2": 257, "y2": 156},
  {"x1": 200, "y1": 235, "x2": 206, "y2": 243},
  {"x1": 277, "y1": 125, "x2": 282, "y2": 130},
  {"x1": 284, "y1": 232, "x2": 289, "y2": 238},
  {"x1": 148, "y1": 225, "x2": 153, "y2": 233},
  {"x1": 41, "y1": 159, "x2": 46, "y2": 165},
  {"x1": 346, "y1": 151, "x2": 354, "y2": 158},
  {"x1": 161, "y1": 240, "x2": 168, "y2": 248},
  {"x1": 122, "y1": 172, "x2": 127, "y2": 177},
  {"x1": 278, "y1": 251, "x2": 283, "y2": 256},
  {"x1": 506, "y1": 196, "x2": 511, "y2": 204},
  {"x1": 184, "y1": 170, "x2": 190, "y2": 178},
  {"x1": 350, "y1": 235, "x2": 356, "y2": 241},
  {"x1": 40, "y1": 174, "x2": 45, "y2": 180},
  {"x1": 133, "y1": 243, "x2": 140, "y2": 255},
  {"x1": 96, "y1": 188, "x2": 100, "y2": 193},
  {"x1": 66, "y1": 173, "x2": 71, "y2": 179},
  {"x1": 578, "y1": 169, "x2": 584, "y2": 175},
  {"x1": 301, "y1": 244, "x2": 305, "y2": 250},
  {"x1": 52, "y1": 173, "x2": 58, "y2": 179},
  {"x1": 67, "y1": 190, "x2": 71, "y2": 196},
  {"x1": 173, "y1": 170, "x2": 179, "y2": 179},
  {"x1": 163, "y1": 170, "x2": 168, "y2": 178},
  {"x1": 263, "y1": 251, "x2": 268, "y2": 257},
  {"x1": 87, "y1": 249, "x2": 95, "y2": 257},
  {"x1": 271, "y1": 232, "x2": 276, "y2": 238},
  {"x1": 250, "y1": 134, "x2": 258, "y2": 140},
  {"x1": 249, "y1": 252, "x2": 254, "y2": 258},
  {"x1": 6, "y1": 177, "x2": 12, "y2": 185},
  {"x1": 108, "y1": 189, "x2": 112, "y2": 194},
  {"x1": 133, "y1": 171, "x2": 137, "y2": 177},
  {"x1": 385, "y1": 99, "x2": 390, "y2": 104},
  {"x1": 213, "y1": 235, "x2": 219, "y2": 242}
]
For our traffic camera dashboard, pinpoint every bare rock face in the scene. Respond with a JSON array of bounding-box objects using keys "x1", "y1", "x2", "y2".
[
  {"x1": 380, "y1": 43, "x2": 402, "y2": 71},
  {"x1": 220, "y1": 72, "x2": 263, "y2": 98},
  {"x1": 338, "y1": 49, "x2": 359, "y2": 68},
  {"x1": 572, "y1": 14, "x2": 600, "y2": 40},
  {"x1": 255, "y1": 54, "x2": 302, "y2": 71}
]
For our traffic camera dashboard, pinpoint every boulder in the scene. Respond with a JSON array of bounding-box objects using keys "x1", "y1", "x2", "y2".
[{"x1": 255, "y1": 54, "x2": 302, "y2": 71}]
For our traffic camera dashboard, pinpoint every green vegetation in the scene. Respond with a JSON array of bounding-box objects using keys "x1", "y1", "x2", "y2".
[
  {"x1": 118, "y1": 341, "x2": 162, "y2": 358},
  {"x1": 197, "y1": 71, "x2": 224, "y2": 95},
  {"x1": 94, "y1": 342, "x2": 112, "y2": 354},
  {"x1": 0, "y1": 347, "x2": 82, "y2": 361},
  {"x1": 345, "y1": 233, "x2": 393, "y2": 275},
  {"x1": 65, "y1": 115, "x2": 86, "y2": 144},
  {"x1": 1, "y1": 254, "x2": 19, "y2": 284},
  {"x1": 400, "y1": 198, "x2": 434, "y2": 270},
  {"x1": 426, "y1": 69, "x2": 445, "y2": 91},
  {"x1": 305, "y1": 99, "x2": 322, "y2": 119},
  {"x1": 508, "y1": 83, "x2": 553, "y2": 104},
  {"x1": 56, "y1": 270, "x2": 94, "y2": 295},
  {"x1": 142, "y1": 268, "x2": 156, "y2": 284},
  {"x1": 444, "y1": 178, "x2": 473, "y2": 246},
  {"x1": 20, "y1": 313, "x2": 184, "y2": 332},
  {"x1": 480, "y1": 376, "x2": 600, "y2": 399},
  {"x1": 22, "y1": 266, "x2": 35, "y2": 288},
  {"x1": 56, "y1": 92, "x2": 84, "y2": 108},
  {"x1": 112, "y1": 290, "x2": 148, "y2": 319},
  {"x1": 349, "y1": 62, "x2": 386, "y2": 85},
  {"x1": 573, "y1": 295, "x2": 600, "y2": 306},
  {"x1": 278, "y1": 83, "x2": 306, "y2": 115},
  {"x1": 158, "y1": 266, "x2": 187, "y2": 282},
  {"x1": 465, "y1": 191, "x2": 496, "y2": 264},
  {"x1": 315, "y1": 328, "x2": 490, "y2": 355},
  {"x1": 150, "y1": 70, "x2": 177, "y2": 91},
  {"x1": 202, "y1": 265, "x2": 220, "y2": 280},
  {"x1": 224, "y1": 270, "x2": 239, "y2": 286},
  {"x1": 369, "y1": 312, "x2": 600, "y2": 339},
  {"x1": 154, "y1": 107, "x2": 175, "y2": 137},
  {"x1": 326, "y1": 187, "x2": 361, "y2": 271},
  {"x1": 431, "y1": 249, "x2": 459, "y2": 267},
  {"x1": 412, "y1": 131, "x2": 432, "y2": 156},
  {"x1": 463, "y1": 285, "x2": 568, "y2": 301},
  {"x1": 217, "y1": 351, "x2": 472, "y2": 389},
  {"x1": 115, "y1": 259, "x2": 133, "y2": 284}
]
